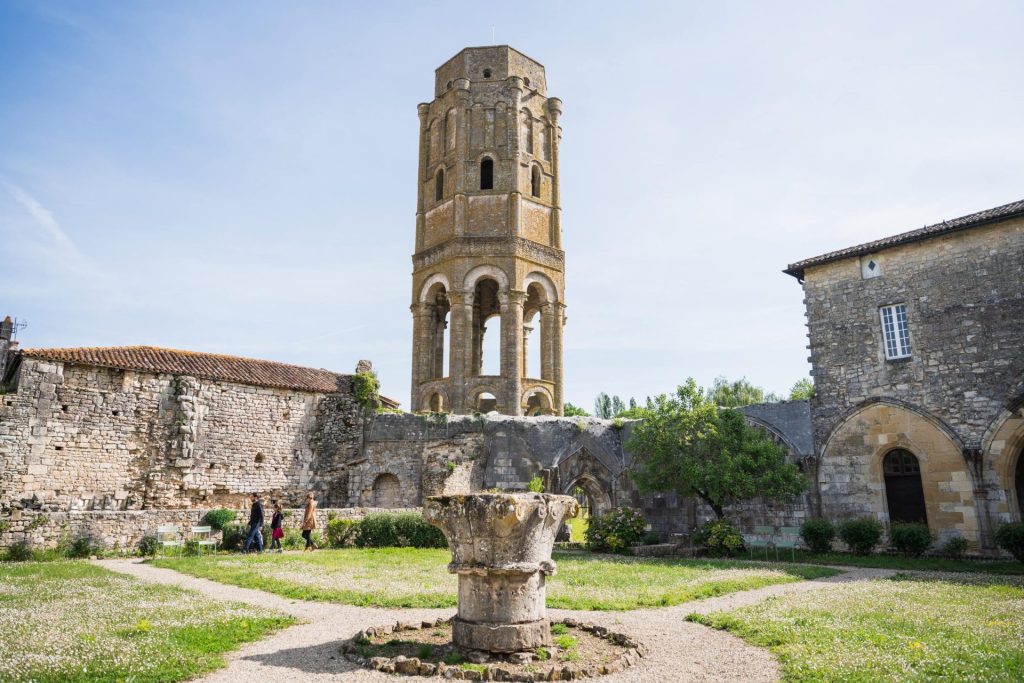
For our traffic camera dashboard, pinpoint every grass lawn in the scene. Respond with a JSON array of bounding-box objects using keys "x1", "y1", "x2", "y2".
[
  {"x1": 689, "y1": 573, "x2": 1024, "y2": 682},
  {"x1": 567, "y1": 508, "x2": 589, "y2": 542},
  {"x1": 771, "y1": 549, "x2": 1024, "y2": 575},
  {"x1": 152, "y1": 547, "x2": 837, "y2": 610},
  {"x1": 0, "y1": 561, "x2": 295, "y2": 683}
]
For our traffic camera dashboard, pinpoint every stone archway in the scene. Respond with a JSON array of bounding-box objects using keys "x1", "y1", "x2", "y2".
[{"x1": 563, "y1": 475, "x2": 612, "y2": 517}]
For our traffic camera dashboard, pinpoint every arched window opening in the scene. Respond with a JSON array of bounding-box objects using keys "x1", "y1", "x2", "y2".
[
  {"x1": 531, "y1": 165, "x2": 541, "y2": 198},
  {"x1": 480, "y1": 157, "x2": 494, "y2": 190},
  {"x1": 524, "y1": 311, "x2": 541, "y2": 379},
  {"x1": 372, "y1": 473, "x2": 402, "y2": 508},
  {"x1": 482, "y1": 68, "x2": 492, "y2": 79},
  {"x1": 435, "y1": 168, "x2": 445, "y2": 201},
  {"x1": 476, "y1": 392, "x2": 498, "y2": 413},
  {"x1": 428, "y1": 393, "x2": 444, "y2": 413},
  {"x1": 883, "y1": 449, "x2": 928, "y2": 525},
  {"x1": 523, "y1": 390, "x2": 553, "y2": 416},
  {"x1": 471, "y1": 278, "x2": 502, "y2": 377}
]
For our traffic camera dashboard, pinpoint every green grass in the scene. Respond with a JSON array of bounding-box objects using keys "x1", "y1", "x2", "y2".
[
  {"x1": 688, "y1": 574, "x2": 1024, "y2": 682},
  {"x1": 772, "y1": 549, "x2": 1024, "y2": 575},
  {"x1": 567, "y1": 509, "x2": 589, "y2": 542},
  {"x1": 152, "y1": 547, "x2": 837, "y2": 610},
  {"x1": 0, "y1": 560, "x2": 295, "y2": 683}
]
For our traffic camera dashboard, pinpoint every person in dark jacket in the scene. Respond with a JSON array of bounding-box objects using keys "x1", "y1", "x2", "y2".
[
  {"x1": 268, "y1": 502, "x2": 284, "y2": 553},
  {"x1": 242, "y1": 492, "x2": 265, "y2": 553}
]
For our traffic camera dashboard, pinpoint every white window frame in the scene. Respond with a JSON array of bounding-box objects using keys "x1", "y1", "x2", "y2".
[{"x1": 879, "y1": 304, "x2": 912, "y2": 359}]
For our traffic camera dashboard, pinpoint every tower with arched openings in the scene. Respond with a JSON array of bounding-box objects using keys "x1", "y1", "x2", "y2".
[{"x1": 411, "y1": 46, "x2": 565, "y2": 416}]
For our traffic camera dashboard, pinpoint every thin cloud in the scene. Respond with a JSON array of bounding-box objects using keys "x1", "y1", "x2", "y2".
[{"x1": 2, "y1": 181, "x2": 80, "y2": 257}]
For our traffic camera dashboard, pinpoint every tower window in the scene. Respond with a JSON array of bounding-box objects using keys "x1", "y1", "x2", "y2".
[
  {"x1": 435, "y1": 168, "x2": 445, "y2": 201},
  {"x1": 483, "y1": 68, "x2": 492, "y2": 79},
  {"x1": 880, "y1": 304, "x2": 911, "y2": 359},
  {"x1": 523, "y1": 77, "x2": 531, "y2": 87},
  {"x1": 531, "y1": 165, "x2": 541, "y2": 197},
  {"x1": 480, "y1": 158, "x2": 494, "y2": 190}
]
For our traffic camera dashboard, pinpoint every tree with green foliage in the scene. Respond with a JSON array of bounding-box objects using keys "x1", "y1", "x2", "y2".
[
  {"x1": 594, "y1": 392, "x2": 641, "y2": 418},
  {"x1": 708, "y1": 376, "x2": 781, "y2": 407},
  {"x1": 627, "y1": 379, "x2": 807, "y2": 518},
  {"x1": 563, "y1": 402, "x2": 590, "y2": 417},
  {"x1": 790, "y1": 378, "x2": 815, "y2": 400}
]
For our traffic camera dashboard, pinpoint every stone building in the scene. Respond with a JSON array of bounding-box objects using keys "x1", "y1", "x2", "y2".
[
  {"x1": 410, "y1": 46, "x2": 566, "y2": 416},
  {"x1": 785, "y1": 198, "x2": 1024, "y2": 549}
]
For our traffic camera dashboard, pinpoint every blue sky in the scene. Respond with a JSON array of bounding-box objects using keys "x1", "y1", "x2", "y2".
[{"x1": 2, "y1": 1, "x2": 1022, "y2": 409}]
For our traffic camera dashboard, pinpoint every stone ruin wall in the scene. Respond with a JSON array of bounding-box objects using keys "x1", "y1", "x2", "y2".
[
  {"x1": 1, "y1": 357, "x2": 816, "y2": 550},
  {"x1": 0, "y1": 357, "x2": 365, "y2": 548}
]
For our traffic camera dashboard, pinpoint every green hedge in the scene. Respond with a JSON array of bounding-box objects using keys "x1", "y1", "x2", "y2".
[{"x1": 353, "y1": 512, "x2": 447, "y2": 549}]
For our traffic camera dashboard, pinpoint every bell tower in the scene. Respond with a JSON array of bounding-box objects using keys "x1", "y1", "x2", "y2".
[{"x1": 410, "y1": 46, "x2": 565, "y2": 416}]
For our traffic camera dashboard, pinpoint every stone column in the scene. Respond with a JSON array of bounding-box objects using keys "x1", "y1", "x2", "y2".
[
  {"x1": 551, "y1": 303, "x2": 565, "y2": 415},
  {"x1": 546, "y1": 97, "x2": 563, "y2": 249},
  {"x1": 415, "y1": 103, "x2": 430, "y2": 252},
  {"x1": 503, "y1": 290, "x2": 526, "y2": 415},
  {"x1": 410, "y1": 302, "x2": 433, "y2": 409},
  {"x1": 539, "y1": 302, "x2": 556, "y2": 382},
  {"x1": 448, "y1": 289, "x2": 473, "y2": 412},
  {"x1": 423, "y1": 493, "x2": 580, "y2": 654}
]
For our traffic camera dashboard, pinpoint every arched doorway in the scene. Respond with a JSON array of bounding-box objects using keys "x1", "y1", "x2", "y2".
[
  {"x1": 883, "y1": 449, "x2": 928, "y2": 524},
  {"x1": 1015, "y1": 448, "x2": 1024, "y2": 518},
  {"x1": 372, "y1": 473, "x2": 402, "y2": 508}
]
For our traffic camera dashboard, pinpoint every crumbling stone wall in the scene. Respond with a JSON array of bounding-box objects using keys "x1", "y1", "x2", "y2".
[{"x1": 0, "y1": 358, "x2": 364, "y2": 525}]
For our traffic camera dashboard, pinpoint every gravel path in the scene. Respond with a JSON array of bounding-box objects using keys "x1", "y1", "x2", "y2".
[{"x1": 95, "y1": 559, "x2": 893, "y2": 682}]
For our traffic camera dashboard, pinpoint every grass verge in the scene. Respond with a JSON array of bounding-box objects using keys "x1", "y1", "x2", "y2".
[
  {"x1": 688, "y1": 573, "x2": 1024, "y2": 682},
  {"x1": 766, "y1": 549, "x2": 1024, "y2": 575},
  {"x1": 152, "y1": 547, "x2": 838, "y2": 610},
  {"x1": 0, "y1": 560, "x2": 294, "y2": 682}
]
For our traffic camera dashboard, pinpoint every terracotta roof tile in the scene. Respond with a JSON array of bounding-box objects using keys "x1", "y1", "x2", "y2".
[
  {"x1": 21, "y1": 345, "x2": 350, "y2": 393},
  {"x1": 784, "y1": 198, "x2": 1024, "y2": 280}
]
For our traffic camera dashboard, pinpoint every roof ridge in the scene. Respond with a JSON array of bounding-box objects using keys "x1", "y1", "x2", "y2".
[{"x1": 784, "y1": 197, "x2": 1024, "y2": 278}]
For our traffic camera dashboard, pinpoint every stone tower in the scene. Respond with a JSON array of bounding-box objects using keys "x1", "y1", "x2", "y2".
[{"x1": 410, "y1": 46, "x2": 565, "y2": 416}]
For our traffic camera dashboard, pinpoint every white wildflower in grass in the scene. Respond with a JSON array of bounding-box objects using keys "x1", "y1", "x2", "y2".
[
  {"x1": 0, "y1": 560, "x2": 295, "y2": 682},
  {"x1": 151, "y1": 547, "x2": 837, "y2": 610},
  {"x1": 689, "y1": 574, "x2": 1024, "y2": 682}
]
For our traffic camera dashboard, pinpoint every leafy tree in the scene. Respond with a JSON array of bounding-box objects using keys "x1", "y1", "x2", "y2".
[
  {"x1": 708, "y1": 376, "x2": 781, "y2": 407},
  {"x1": 594, "y1": 392, "x2": 636, "y2": 418},
  {"x1": 790, "y1": 378, "x2": 815, "y2": 400},
  {"x1": 563, "y1": 402, "x2": 590, "y2": 417},
  {"x1": 627, "y1": 379, "x2": 807, "y2": 518}
]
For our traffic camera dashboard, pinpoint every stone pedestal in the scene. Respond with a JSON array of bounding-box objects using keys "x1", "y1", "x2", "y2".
[{"x1": 423, "y1": 493, "x2": 579, "y2": 653}]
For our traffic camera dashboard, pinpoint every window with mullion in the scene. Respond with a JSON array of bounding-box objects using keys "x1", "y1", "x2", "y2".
[{"x1": 880, "y1": 304, "x2": 911, "y2": 359}]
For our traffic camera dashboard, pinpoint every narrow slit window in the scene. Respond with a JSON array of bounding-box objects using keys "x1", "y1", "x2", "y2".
[
  {"x1": 531, "y1": 165, "x2": 541, "y2": 197},
  {"x1": 480, "y1": 158, "x2": 493, "y2": 190},
  {"x1": 880, "y1": 304, "x2": 912, "y2": 359},
  {"x1": 435, "y1": 169, "x2": 444, "y2": 201}
]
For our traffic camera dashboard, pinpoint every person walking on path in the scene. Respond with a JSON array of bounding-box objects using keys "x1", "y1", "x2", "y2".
[
  {"x1": 269, "y1": 502, "x2": 284, "y2": 553},
  {"x1": 301, "y1": 492, "x2": 318, "y2": 551},
  {"x1": 243, "y1": 492, "x2": 265, "y2": 553}
]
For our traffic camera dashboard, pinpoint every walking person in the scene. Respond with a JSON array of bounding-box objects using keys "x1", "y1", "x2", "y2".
[
  {"x1": 269, "y1": 502, "x2": 284, "y2": 553},
  {"x1": 242, "y1": 492, "x2": 265, "y2": 553},
  {"x1": 301, "y1": 492, "x2": 318, "y2": 551}
]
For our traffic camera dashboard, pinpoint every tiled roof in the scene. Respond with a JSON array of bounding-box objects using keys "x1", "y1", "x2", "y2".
[
  {"x1": 784, "y1": 198, "x2": 1024, "y2": 280},
  {"x1": 21, "y1": 345, "x2": 350, "y2": 393}
]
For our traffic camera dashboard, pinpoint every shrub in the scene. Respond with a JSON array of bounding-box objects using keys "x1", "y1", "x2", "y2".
[
  {"x1": 220, "y1": 524, "x2": 248, "y2": 551},
  {"x1": 642, "y1": 530, "x2": 662, "y2": 545},
  {"x1": 585, "y1": 507, "x2": 647, "y2": 554},
  {"x1": 942, "y1": 535, "x2": 968, "y2": 559},
  {"x1": 202, "y1": 508, "x2": 237, "y2": 531},
  {"x1": 3, "y1": 540, "x2": 33, "y2": 562},
  {"x1": 64, "y1": 532, "x2": 103, "y2": 559},
  {"x1": 695, "y1": 519, "x2": 745, "y2": 557},
  {"x1": 838, "y1": 517, "x2": 884, "y2": 555},
  {"x1": 527, "y1": 476, "x2": 545, "y2": 493},
  {"x1": 800, "y1": 518, "x2": 835, "y2": 554},
  {"x1": 283, "y1": 529, "x2": 306, "y2": 550},
  {"x1": 354, "y1": 512, "x2": 447, "y2": 548},
  {"x1": 352, "y1": 371, "x2": 381, "y2": 408},
  {"x1": 138, "y1": 534, "x2": 159, "y2": 557},
  {"x1": 994, "y1": 522, "x2": 1024, "y2": 563},
  {"x1": 326, "y1": 518, "x2": 359, "y2": 548},
  {"x1": 890, "y1": 523, "x2": 933, "y2": 557}
]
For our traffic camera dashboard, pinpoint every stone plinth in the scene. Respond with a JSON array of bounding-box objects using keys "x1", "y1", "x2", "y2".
[{"x1": 423, "y1": 493, "x2": 579, "y2": 653}]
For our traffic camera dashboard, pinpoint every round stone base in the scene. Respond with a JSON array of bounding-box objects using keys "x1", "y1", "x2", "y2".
[{"x1": 452, "y1": 617, "x2": 552, "y2": 653}]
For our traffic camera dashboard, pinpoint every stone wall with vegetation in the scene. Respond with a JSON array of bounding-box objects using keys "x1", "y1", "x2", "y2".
[{"x1": 0, "y1": 358, "x2": 364, "y2": 528}]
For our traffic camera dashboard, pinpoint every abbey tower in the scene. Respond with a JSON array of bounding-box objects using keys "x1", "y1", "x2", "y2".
[{"x1": 410, "y1": 46, "x2": 566, "y2": 416}]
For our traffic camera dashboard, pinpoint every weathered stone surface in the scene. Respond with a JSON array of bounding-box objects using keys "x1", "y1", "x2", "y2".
[{"x1": 425, "y1": 493, "x2": 578, "y2": 653}]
